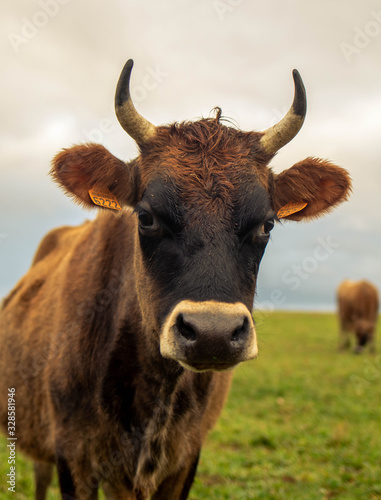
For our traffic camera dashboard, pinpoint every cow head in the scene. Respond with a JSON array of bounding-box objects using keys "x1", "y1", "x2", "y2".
[{"x1": 51, "y1": 60, "x2": 351, "y2": 372}]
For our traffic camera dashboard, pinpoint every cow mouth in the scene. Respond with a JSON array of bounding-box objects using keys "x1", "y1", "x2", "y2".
[{"x1": 178, "y1": 359, "x2": 240, "y2": 373}]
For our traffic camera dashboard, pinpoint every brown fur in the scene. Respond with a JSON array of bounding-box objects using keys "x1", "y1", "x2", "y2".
[
  {"x1": 138, "y1": 121, "x2": 272, "y2": 211},
  {"x1": 0, "y1": 109, "x2": 351, "y2": 500},
  {"x1": 274, "y1": 157, "x2": 352, "y2": 220},
  {"x1": 0, "y1": 213, "x2": 232, "y2": 499},
  {"x1": 52, "y1": 144, "x2": 141, "y2": 208},
  {"x1": 337, "y1": 280, "x2": 379, "y2": 353}
]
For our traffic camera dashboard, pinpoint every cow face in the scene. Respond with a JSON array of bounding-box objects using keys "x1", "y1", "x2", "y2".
[
  {"x1": 51, "y1": 59, "x2": 351, "y2": 372},
  {"x1": 132, "y1": 121, "x2": 276, "y2": 371}
]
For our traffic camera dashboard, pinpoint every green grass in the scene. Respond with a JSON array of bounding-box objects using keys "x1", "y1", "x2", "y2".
[
  {"x1": 191, "y1": 312, "x2": 381, "y2": 500},
  {"x1": 1, "y1": 312, "x2": 381, "y2": 499}
]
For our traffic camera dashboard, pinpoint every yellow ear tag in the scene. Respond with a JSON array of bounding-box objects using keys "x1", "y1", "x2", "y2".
[
  {"x1": 277, "y1": 202, "x2": 308, "y2": 219},
  {"x1": 88, "y1": 187, "x2": 122, "y2": 211}
]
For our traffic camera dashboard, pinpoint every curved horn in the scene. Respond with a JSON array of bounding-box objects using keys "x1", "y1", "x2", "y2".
[
  {"x1": 115, "y1": 59, "x2": 157, "y2": 145},
  {"x1": 260, "y1": 70, "x2": 307, "y2": 155}
]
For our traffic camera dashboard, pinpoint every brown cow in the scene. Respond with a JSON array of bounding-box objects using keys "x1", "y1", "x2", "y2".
[
  {"x1": 0, "y1": 60, "x2": 351, "y2": 500},
  {"x1": 337, "y1": 280, "x2": 379, "y2": 353}
]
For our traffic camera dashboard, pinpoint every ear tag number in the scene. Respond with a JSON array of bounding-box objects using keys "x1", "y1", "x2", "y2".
[
  {"x1": 89, "y1": 187, "x2": 122, "y2": 211},
  {"x1": 277, "y1": 202, "x2": 307, "y2": 219}
]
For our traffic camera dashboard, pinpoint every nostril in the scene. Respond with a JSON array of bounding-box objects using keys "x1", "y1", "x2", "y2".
[
  {"x1": 231, "y1": 316, "x2": 249, "y2": 343},
  {"x1": 176, "y1": 314, "x2": 197, "y2": 342}
]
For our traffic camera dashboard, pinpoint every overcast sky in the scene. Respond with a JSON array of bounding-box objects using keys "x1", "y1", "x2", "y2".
[{"x1": 1, "y1": 0, "x2": 381, "y2": 312}]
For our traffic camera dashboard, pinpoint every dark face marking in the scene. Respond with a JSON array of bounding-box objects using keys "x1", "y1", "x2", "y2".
[
  {"x1": 134, "y1": 175, "x2": 275, "y2": 329},
  {"x1": 138, "y1": 178, "x2": 184, "y2": 234}
]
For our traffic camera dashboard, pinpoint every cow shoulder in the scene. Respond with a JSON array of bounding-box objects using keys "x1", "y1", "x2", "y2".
[{"x1": 32, "y1": 222, "x2": 90, "y2": 266}]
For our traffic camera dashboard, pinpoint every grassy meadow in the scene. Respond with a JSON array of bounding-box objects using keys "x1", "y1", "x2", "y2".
[{"x1": 1, "y1": 312, "x2": 381, "y2": 499}]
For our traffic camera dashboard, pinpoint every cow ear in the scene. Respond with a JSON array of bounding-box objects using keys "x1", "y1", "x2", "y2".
[
  {"x1": 50, "y1": 143, "x2": 140, "y2": 209},
  {"x1": 273, "y1": 157, "x2": 352, "y2": 221}
]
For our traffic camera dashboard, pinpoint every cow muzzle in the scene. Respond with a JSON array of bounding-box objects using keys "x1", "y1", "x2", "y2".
[{"x1": 160, "y1": 300, "x2": 258, "y2": 372}]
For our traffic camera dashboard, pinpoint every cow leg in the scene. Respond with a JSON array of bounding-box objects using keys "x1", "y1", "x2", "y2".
[
  {"x1": 56, "y1": 448, "x2": 100, "y2": 500},
  {"x1": 34, "y1": 462, "x2": 54, "y2": 500},
  {"x1": 56, "y1": 453, "x2": 76, "y2": 499},
  {"x1": 102, "y1": 483, "x2": 136, "y2": 499},
  {"x1": 151, "y1": 452, "x2": 200, "y2": 500}
]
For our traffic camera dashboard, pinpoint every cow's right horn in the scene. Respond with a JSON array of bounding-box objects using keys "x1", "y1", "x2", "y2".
[
  {"x1": 115, "y1": 59, "x2": 157, "y2": 145},
  {"x1": 259, "y1": 70, "x2": 307, "y2": 155}
]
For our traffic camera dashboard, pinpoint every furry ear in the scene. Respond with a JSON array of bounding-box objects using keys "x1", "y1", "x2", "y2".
[
  {"x1": 273, "y1": 157, "x2": 352, "y2": 221},
  {"x1": 50, "y1": 143, "x2": 140, "y2": 209}
]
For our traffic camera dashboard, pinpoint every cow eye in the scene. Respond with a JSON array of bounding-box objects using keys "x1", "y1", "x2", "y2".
[
  {"x1": 138, "y1": 210, "x2": 154, "y2": 228},
  {"x1": 261, "y1": 219, "x2": 275, "y2": 235}
]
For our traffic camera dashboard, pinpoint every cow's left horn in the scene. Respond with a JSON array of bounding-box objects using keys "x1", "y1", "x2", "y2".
[
  {"x1": 259, "y1": 70, "x2": 306, "y2": 155},
  {"x1": 115, "y1": 59, "x2": 157, "y2": 145}
]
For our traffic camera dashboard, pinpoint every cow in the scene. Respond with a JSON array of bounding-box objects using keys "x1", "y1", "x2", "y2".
[
  {"x1": 0, "y1": 59, "x2": 351, "y2": 500},
  {"x1": 337, "y1": 280, "x2": 379, "y2": 353}
]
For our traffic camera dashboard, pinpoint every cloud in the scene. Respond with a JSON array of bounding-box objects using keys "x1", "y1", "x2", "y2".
[{"x1": 1, "y1": 0, "x2": 380, "y2": 308}]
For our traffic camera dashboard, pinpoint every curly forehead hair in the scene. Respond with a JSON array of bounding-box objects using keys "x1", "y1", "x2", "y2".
[{"x1": 138, "y1": 108, "x2": 273, "y2": 200}]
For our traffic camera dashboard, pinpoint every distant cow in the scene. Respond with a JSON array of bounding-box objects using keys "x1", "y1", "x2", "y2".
[
  {"x1": 0, "y1": 59, "x2": 351, "y2": 500},
  {"x1": 337, "y1": 280, "x2": 379, "y2": 353}
]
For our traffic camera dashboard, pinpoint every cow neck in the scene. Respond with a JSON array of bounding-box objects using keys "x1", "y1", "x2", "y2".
[
  {"x1": 99, "y1": 307, "x2": 185, "y2": 430},
  {"x1": 98, "y1": 315, "x2": 189, "y2": 489}
]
